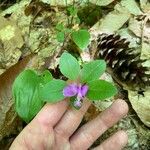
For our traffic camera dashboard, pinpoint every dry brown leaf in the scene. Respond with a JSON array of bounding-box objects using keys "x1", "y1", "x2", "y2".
[
  {"x1": 0, "y1": 16, "x2": 23, "y2": 72},
  {"x1": 128, "y1": 88, "x2": 150, "y2": 127}
]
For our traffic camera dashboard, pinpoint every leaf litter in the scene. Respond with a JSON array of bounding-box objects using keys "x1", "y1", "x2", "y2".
[{"x1": 0, "y1": 0, "x2": 150, "y2": 149}]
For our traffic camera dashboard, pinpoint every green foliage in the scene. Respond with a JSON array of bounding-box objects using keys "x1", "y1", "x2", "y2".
[
  {"x1": 12, "y1": 69, "x2": 53, "y2": 122},
  {"x1": 67, "y1": 6, "x2": 78, "y2": 16},
  {"x1": 67, "y1": 5, "x2": 80, "y2": 25},
  {"x1": 56, "y1": 23, "x2": 65, "y2": 43},
  {"x1": 59, "y1": 52, "x2": 80, "y2": 80},
  {"x1": 57, "y1": 32, "x2": 65, "y2": 43},
  {"x1": 13, "y1": 52, "x2": 117, "y2": 120},
  {"x1": 39, "y1": 70, "x2": 53, "y2": 84},
  {"x1": 56, "y1": 27, "x2": 91, "y2": 50},
  {"x1": 56, "y1": 23, "x2": 65, "y2": 31},
  {"x1": 87, "y1": 80, "x2": 117, "y2": 100},
  {"x1": 55, "y1": 7, "x2": 90, "y2": 51},
  {"x1": 80, "y1": 60, "x2": 106, "y2": 83},
  {"x1": 40, "y1": 79, "x2": 66, "y2": 102},
  {"x1": 71, "y1": 29, "x2": 90, "y2": 50}
]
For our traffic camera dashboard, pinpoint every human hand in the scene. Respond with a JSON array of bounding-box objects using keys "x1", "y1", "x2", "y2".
[{"x1": 10, "y1": 99, "x2": 128, "y2": 150}]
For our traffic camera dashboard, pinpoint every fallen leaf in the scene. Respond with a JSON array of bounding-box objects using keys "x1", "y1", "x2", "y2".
[
  {"x1": 0, "y1": 16, "x2": 23, "y2": 71},
  {"x1": 121, "y1": 0, "x2": 142, "y2": 15},
  {"x1": 128, "y1": 88, "x2": 150, "y2": 127},
  {"x1": 92, "y1": 6, "x2": 130, "y2": 34},
  {"x1": 89, "y1": 0, "x2": 115, "y2": 6}
]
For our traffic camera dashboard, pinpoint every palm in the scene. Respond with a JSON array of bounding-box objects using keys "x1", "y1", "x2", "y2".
[{"x1": 10, "y1": 99, "x2": 128, "y2": 150}]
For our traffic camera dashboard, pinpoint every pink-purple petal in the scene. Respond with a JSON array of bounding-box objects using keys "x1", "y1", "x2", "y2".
[
  {"x1": 77, "y1": 84, "x2": 82, "y2": 98},
  {"x1": 63, "y1": 83, "x2": 78, "y2": 97},
  {"x1": 63, "y1": 83, "x2": 89, "y2": 109},
  {"x1": 81, "y1": 85, "x2": 89, "y2": 97}
]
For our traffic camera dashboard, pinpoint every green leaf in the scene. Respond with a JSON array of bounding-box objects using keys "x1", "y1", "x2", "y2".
[
  {"x1": 59, "y1": 52, "x2": 80, "y2": 80},
  {"x1": 80, "y1": 60, "x2": 106, "y2": 83},
  {"x1": 87, "y1": 80, "x2": 117, "y2": 100},
  {"x1": 64, "y1": 28, "x2": 72, "y2": 33},
  {"x1": 67, "y1": 6, "x2": 78, "y2": 16},
  {"x1": 39, "y1": 70, "x2": 53, "y2": 84},
  {"x1": 40, "y1": 79, "x2": 66, "y2": 103},
  {"x1": 56, "y1": 23, "x2": 64, "y2": 31},
  {"x1": 12, "y1": 69, "x2": 44, "y2": 123},
  {"x1": 71, "y1": 29, "x2": 90, "y2": 50},
  {"x1": 57, "y1": 32, "x2": 65, "y2": 43}
]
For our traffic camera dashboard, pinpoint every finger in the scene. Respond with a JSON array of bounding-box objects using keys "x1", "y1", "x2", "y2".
[
  {"x1": 54, "y1": 99, "x2": 91, "y2": 139},
  {"x1": 10, "y1": 99, "x2": 69, "y2": 150},
  {"x1": 93, "y1": 130, "x2": 128, "y2": 150},
  {"x1": 70, "y1": 99, "x2": 128, "y2": 149},
  {"x1": 33, "y1": 99, "x2": 69, "y2": 127}
]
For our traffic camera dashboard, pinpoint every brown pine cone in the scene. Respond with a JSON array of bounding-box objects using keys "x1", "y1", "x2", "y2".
[{"x1": 93, "y1": 33, "x2": 150, "y2": 90}]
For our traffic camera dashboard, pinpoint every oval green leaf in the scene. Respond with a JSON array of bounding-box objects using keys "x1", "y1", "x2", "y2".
[
  {"x1": 40, "y1": 79, "x2": 66, "y2": 103},
  {"x1": 87, "y1": 80, "x2": 117, "y2": 100},
  {"x1": 12, "y1": 69, "x2": 44, "y2": 123},
  {"x1": 71, "y1": 29, "x2": 90, "y2": 50},
  {"x1": 39, "y1": 70, "x2": 53, "y2": 84},
  {"x1": 59, "y1": 52, "x2": 80, "y2": 80},
  {"x1": 80, "y1": 60, "x2": 106, "y2": 83}
]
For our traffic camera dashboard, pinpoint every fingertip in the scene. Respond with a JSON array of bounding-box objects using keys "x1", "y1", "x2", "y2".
[
  {"x1": 113, "y1": 99, "x2": 129, "y2": 116},
  {"x1": 117, "y1": 130, "x2": 128, "y2": 147},
  {"x1": 93, "y1": 130, "x2": 128, "y2": 150}
]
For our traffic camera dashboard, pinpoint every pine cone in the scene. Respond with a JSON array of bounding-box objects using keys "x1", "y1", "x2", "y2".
[{"x1": 95, "y1": 33, "x2": 150, "y2": 90}]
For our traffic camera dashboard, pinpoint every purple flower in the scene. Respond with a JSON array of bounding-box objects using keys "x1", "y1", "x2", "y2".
[
  {"x1": 63, "y1": 83, "x2": 89, "y2": 108},
  {"x1": 63, "y1": 83, "x2": 78, "y2": 97}
]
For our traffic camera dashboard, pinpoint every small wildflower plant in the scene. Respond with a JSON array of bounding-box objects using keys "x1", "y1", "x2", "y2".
[{"x1": 12, "y1": 52, "x2": 117, "y2": 122}]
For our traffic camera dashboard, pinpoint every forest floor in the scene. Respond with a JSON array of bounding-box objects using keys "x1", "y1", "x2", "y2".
[{"x1": 0, "y1": 0, "x2": 150, "y2": 149}]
